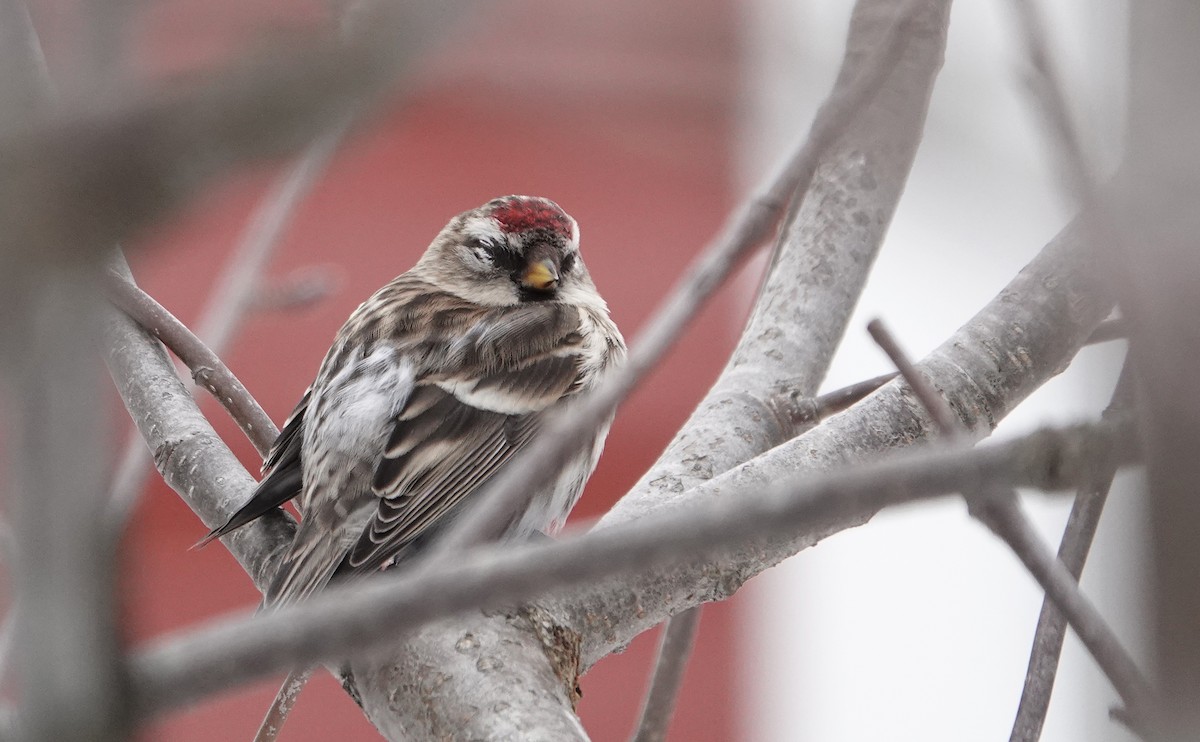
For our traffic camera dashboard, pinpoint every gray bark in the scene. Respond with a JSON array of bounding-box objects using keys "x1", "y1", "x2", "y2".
[
  {"x1": 103, "y1": 266, "x2": 296, "y2": 592},
  {"x1": 129, "y1": 417, "x2": 1131, "y2": 715},
  {"x1": 628, "y1": 0, "x2": 950, "y2": 736},
  {"x1": 568, "y1": 217, "x2": 1111, "y2": 668}
]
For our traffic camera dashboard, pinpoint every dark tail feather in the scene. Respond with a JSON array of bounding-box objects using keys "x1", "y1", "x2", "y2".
[{"x1": 191, "y1": 464, "x2": 303, "y2": 550}]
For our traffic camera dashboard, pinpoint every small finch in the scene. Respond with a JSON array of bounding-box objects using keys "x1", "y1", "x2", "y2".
[{"x1": 200, "y1": 195, "x2": 625, "y2": 738}]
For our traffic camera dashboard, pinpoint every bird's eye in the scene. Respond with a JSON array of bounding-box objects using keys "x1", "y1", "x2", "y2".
[
  {"x1": 464, "y1": 236, "x2": 498, "y2": 263},
  {"x1": 561, "y1": 252, "x2": 577, "y2": 274}
]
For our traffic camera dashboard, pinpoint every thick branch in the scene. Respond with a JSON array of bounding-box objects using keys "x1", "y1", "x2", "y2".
[
  {"x1": 102, "y1": 269, "x2": 295, "y2": 591},
  {"x1": 12, "y1": 271, "x2": 129, "y2": 741},
  {"x1": 1118, "y1": 3, "x2": 1200, "y2": 737},
  {"x1": 567, "y1": 214, "x2": 1113, "y2": 668},
  {"x1": 627, "y1": 0, "x2": 950, "y2": 734}
]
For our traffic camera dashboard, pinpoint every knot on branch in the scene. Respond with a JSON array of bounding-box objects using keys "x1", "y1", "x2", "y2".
[
  {"x1": 518, "y1": 605, "x2": 582, "y2": 709},
  {"x1": 152, "y1": 429, "x2": 217, "y2": 475}
]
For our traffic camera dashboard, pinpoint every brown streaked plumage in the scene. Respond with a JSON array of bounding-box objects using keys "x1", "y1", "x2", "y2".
[{"x1": 202, "y1": 194, "x2": 624, "y2": 609}]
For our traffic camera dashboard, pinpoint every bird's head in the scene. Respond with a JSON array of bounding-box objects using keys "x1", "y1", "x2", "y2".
[{"x1": 420, "y1": 195, "x2": 600, "y2": 307}]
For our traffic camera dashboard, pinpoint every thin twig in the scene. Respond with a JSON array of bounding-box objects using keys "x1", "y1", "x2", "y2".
[
  {"x1": 194, "y1": 123, "x2": 347, "y2": 352},
  {"x1": 1006, "y1": 0, "x2": 1097, "y2": 206},
  {"x1": 867, "y1": 318, "x2": 1156, "y2": 733},
  {"x1": 104, "y1": 124, "x2": 344, "y2": 529},
  {"x1": 866, "y1": 320, "x2": 958, "y2": 431},
  {"x1": 779, "y1": 313, "x2": 1126, "y2": 431},
  {"x1": 1010, "y1": 363, "x2": 1136, "y2": 742},
  {"x1": 630, "y1": 607, "x2": 700, "y2": 742},
  {"x1": 253, "y1": 669, "x2": 311, "y2": 742},
  {"x1": 427, "y1": 0, "x2": 923, "y2": 560},
  {"x1": 252, "y1": 265, "x2": 342, "y2": 312},
  {"x1": 128, "y1": 416, "x2": 1134, "y2": 716},
  {"x1": 105, "y1": 276, "x2": 278, "y2": 457}
]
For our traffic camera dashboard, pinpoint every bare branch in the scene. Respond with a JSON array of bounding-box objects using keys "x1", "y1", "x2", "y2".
[
  {"x1": 102, "y1": 266, "x2": 296, "y2": 590},
  {"x1": 568, "y1": 211, "x2": 1114, "y2": 668},
  {"x1": 1113, "y1": 3, "x2": 1200, "y2": 737},
  {"x1": 105, "y1": 276, "x2": 278, "y2": 457},
  {"x1": 1008, "y1": 366, "x2": 1135, "y2": 742},
  {"x1": 630, "y1": 608, "x2": 700, "y2": 742},
  {"x1": 625, "y1": 0, "x2": 952, "y2": 733},
  {"x1": 251, "y1": 265, "x2": 343, "y2": 312},
  {"x1": 427, "y1": 0, "x2": 935, "y2": 559},
  {"x1": 192, "y1": 123, "x2": 348, "y2": 353},
  {"x1": 128, "y1": 416, "x2": 1134, "y2": 716},
  {"x1": 105, "y1": 123, "x2": 344, "y2": 535},
  {"x1": 866, "y1": 319, "x2": 957, "y2": 432},
  {"x1": 1005, "y1": 0, "x2": 1099, "y2": 207},
  {"x1": 0, "y1": 4, "x2": 128, "y2": 739},
  {"x1": 868, "y1": 318, "x2": 1154, "y2": 729}
]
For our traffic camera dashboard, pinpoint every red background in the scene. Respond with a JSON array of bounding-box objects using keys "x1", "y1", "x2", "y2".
[{"x1": 116, "y1": 1, "x2": 754, "y2": 739}]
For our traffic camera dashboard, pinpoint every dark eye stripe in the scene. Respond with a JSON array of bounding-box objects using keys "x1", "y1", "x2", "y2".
[
  {"x1": 464, "y1": 236, "x2": 522, "y2": 271},
  {"x1": 491, "y1": 248, "x2": 524, "y2": 272}
]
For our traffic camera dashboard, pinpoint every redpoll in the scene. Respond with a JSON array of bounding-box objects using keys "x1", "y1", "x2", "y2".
[
  {"x1": 206, "y1": 194, "x2": 624, "y2": 601},
  {"x1": 199, "y1": 196, "x2": 625, "y2": 738}
]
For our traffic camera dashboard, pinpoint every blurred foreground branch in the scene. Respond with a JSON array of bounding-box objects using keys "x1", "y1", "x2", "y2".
[{"x1": 129, "y1": 414, "x2": 1135, "y2": 714}]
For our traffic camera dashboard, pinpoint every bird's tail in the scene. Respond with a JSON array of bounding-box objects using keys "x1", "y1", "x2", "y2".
[
  {"x1": 263, "y1": 526, "x2": 347, "y2": 608},
  {"x1": 253, "y1": 668, "x2": 313, "y2": 742}
]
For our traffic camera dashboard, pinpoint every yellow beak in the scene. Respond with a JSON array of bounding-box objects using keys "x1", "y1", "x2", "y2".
[{"x1": 521, "y1": 259, "x2": 559, "y2": 291}]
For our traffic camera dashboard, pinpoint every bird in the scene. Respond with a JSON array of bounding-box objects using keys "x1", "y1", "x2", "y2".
[{"x1": 198, "y1": 195, "x2": 625, "y2": 738}]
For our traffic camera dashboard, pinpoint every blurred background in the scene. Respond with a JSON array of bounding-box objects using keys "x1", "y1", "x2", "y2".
[{"x1": 36, "y1": 0, "x2": 1136, "y2": 739}]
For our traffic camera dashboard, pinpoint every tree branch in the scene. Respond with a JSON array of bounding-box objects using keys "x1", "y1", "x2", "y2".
[
  {"x1": 103, "y1": 266, "x2": 296, "y2": 590},
  {"x1": 105, "y1": 276, "x2": 278, "y2": 457},
  {"x1": 1115, "y1": 3, "x2": 1200, "y2": 737},
  {"x1": 868, "y1": 318, "x2": 1153, "y2": 730},
  {"x1": 128, "y1": 415, "x2": 1135, "y2": 716},
  {"x1": 1009, "y1": 364, "x2": 1134, "y2": 742},
  {"x1": 566, "y1": 209, "x2": 1113, "y2": 669},
  {"x1": 630, "y1": 608, "x2": 700, "y2": 742},
  {"x1": 626, "y1": 0, "x2": 951, "y2": 735},
  {"x1": 11, "y1": 270, "x2": 130, "y2": 741}
]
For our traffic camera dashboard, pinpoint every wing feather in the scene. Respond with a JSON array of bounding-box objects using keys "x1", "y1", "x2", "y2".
[{"x1": 337, "y1": 303, "x2": 588, "y2": 575}]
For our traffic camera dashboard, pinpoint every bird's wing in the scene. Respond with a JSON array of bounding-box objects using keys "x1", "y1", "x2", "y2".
[
  {"x1": 193, "y1": 389, "x2": 310, "y2": 548},
  {"x1": 339, "y1": 303, "x2": 588, "y2": 575}
]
